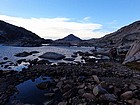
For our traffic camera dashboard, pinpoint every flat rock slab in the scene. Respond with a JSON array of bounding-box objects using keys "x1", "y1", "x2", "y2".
[{"x1": 39, "y1": 52, "x2": 65, "y2": 60}]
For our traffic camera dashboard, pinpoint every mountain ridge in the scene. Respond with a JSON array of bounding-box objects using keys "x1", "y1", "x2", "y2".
[
  {"x1": 87, "y1": 20, "x2": 140, "y2": 47},
  {"x1": 0, "y1": 20, "x2": 44, "y2": 46}
]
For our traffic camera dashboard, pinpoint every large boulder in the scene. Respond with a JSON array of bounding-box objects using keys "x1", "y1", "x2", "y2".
[
  {"x1": 123, "y1": 40, "x2": 140, "y2": 64},
  {"x1": 39, "y1": 52, "x2": 65, "y2": 60}
]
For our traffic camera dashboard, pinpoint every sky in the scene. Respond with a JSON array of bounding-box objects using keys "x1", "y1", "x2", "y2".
[{"x1": 0, "y1": 0, "x2": 140, "y2": 39}]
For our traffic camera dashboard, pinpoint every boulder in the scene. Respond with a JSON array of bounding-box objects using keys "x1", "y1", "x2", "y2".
[
  {"x1": 82, "y1": 93, "x2": 95, "y2": 100},
  {"x1": 121, "y1": 91, "x2": 133, "y2": 100},
  {"x1": 36, "y1": 82, "x2": 48, "y2": 90},
  {"x1": 93, "y1": 85, "x2": 108, "y2": 96},
  {"x1": 14, "y1": 52, "x2": 31, "y2": 57},
  {"x1": 92, "y1": 75, "x2": 100, "y2": 84},
  {"x1": 99, "y1": 94, "x2": 117, "y2": 102},
  {"x1": 123, "y1": 40, "x2": 140, "y2": 64},
  {"x1": 39, "y1": 52, "x2": 65, "y2": 60},
  {"x1": 63, "y1": 58, "x2": 75, "y2": 61}
]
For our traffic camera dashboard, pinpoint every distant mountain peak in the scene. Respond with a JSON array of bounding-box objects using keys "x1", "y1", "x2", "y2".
[{"x1": 60, "y1": 34, "x2": 82, "y2": 41}]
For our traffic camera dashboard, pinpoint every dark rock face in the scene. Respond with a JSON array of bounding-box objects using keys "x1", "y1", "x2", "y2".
[
  {"x1": 39, "y1": 52, "x2": 65, "y2": 60},
  {"x1": 0, "y1": 20, "x2": 45, "y2": 46}
]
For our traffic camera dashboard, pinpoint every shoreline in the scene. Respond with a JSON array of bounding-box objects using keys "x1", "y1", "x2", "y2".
[{"x1": 0, "y1": 59, "x2": 139, "y2": 105}]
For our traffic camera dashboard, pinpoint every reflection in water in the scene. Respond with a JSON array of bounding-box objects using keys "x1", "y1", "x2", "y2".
[{"x1": 7, "y1": 76, "x2": 53, "y2": 105}]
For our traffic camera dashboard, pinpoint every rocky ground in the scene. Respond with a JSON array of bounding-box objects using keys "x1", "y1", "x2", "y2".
[{"x1": 0, "y1": 56, "x2": 140, "y2": 105}]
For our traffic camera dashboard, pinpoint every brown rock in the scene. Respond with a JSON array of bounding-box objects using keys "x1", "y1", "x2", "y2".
[{"x1": 121, "y1": 91, "x2": 133, "y2": 100}]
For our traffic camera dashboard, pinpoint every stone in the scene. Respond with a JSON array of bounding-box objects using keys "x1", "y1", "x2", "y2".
[
  {"x1": 36, "y1": 82, "x2": 48, "y2": 90},
  {"x1": 39, "y1": 52, "x2": 65, "y2": 60},
  {"x1": 43, "y1": 99, "x2": 54, "y2": 105},
  {"x1": 77, "y1": 83, "x2": 85, "y2": 89},
  {"x1": 78, "y1": 89, "x2": 85, "y2": 95},
  {"x1": 82, "y1": 93, "x2": 95, "y2": 100},
  {"x1": 3, "y1": 57, "x2": 8, "y2": 60},
  {"x1": 121, "y1": 91, "x2": 133, "y2": 100},
  {"x1": 14, "y1": 51, "x2": 31, "y2": 57},
  {"x1": 17, "y1": 59, "x2": 26, "y2": 64},
  {"x1": 93, "y1": 85, "x2": 108, "y2": 96},
  {"x1": 30, "y1": 51, "x2": 39, "y2": 54},
  {"x1": 129, "y1": 84, "x2": 137, "y2": 90},
  {"x1": 37, "y1": 59, "x2": 50, "y2": 64},
  {"x1": 99, "y1": 94, "x2": 117, "y2": 102},
  {"x1": 63, "y1": 58, "x2": 75, "y2": 61},
  {"x1": 123, "y1": 40, "x2": 140, "y2": 64},
  {"x1": 126, "y1": 98, "x2": 140, "y2": 105},
  {"x1": 92, "y1": 75, "x2": 100, "y2": 84},
  {"x1": 56, "y1": 81, "x2": 63, "y2": 89},
  {"x1": 44, "y1": 93, "x2": 54, "y2": 97}
]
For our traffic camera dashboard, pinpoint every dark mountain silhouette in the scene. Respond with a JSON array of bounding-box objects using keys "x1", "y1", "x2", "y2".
[
  {"x1": 0, "y1": 20, "x2": 45, "y2": 46},
  {"x1": 57, "y1": 34, "x2": 82, "y2": 42},
  {"x1": 51, "y1": 34, "x2": 82, "y2": 46}
]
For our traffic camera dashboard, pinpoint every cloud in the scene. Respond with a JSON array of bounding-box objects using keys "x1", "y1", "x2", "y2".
[
  {"x1": 83, "y1": 17, "x2": 91, "y2": 21},
  {"x1": 0, "y1": 15, "x2": 109, "y2": 39}
]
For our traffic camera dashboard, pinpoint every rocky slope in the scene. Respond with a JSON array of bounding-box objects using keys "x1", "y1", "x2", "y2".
[
  {"x1": 86, "y1": 21, "x2": 140, "y2": 47},
  {"x1": 0, "y1": 20, "x2": 44, "y2": 46},
  {"x1": 101, "y1": 21, "x2": 140, "y2": 46}
]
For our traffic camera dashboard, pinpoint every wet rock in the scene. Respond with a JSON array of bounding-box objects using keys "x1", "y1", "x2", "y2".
[
  {"x1": 99, "y1": 94, "x2": 117, "y2": 102},
  {"x1": 39, "y1": 52, "x2": 65, "y2": 60},
  {"x1": 121, "y1": 91, "x2": 133, "y2": 100}
]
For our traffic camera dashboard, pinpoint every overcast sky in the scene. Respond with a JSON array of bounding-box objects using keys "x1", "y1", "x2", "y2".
[{"x1": 0, "y1": 0, "x2": 140, "y2": 39}]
